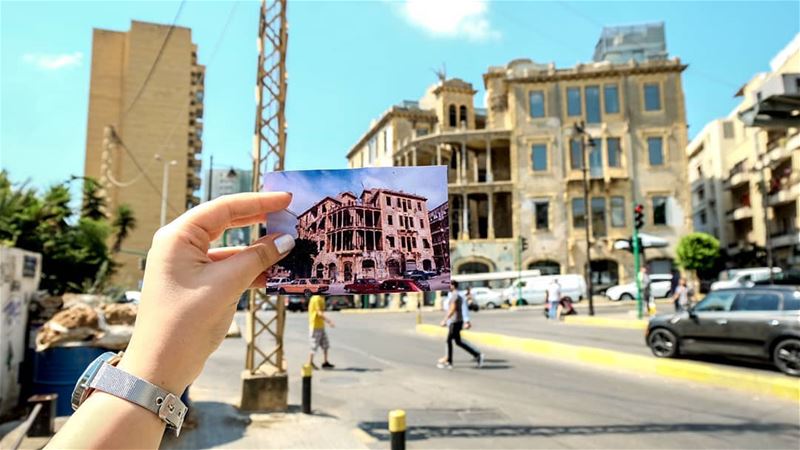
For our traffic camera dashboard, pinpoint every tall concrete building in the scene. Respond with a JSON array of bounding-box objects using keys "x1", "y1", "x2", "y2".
[
  {"x1": 347, "y1": 26, "x2": 691, "y2": 289},
  {"x1": 689, "y1": 34, "x2": 800, "y2": 268},
  {"x1": 84, "y1": 21, "x2": 204, "y2": 287}
]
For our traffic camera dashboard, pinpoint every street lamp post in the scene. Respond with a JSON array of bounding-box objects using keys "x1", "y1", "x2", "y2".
[
  {"x1": 574, "y1": 122, "x2": 595, "y2": 316},
  {"x1": 154, "y1": 154, "x2": 177, "y2": 228}
]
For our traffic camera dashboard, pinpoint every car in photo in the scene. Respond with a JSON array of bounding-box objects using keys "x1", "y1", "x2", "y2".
[
  {"x1": 378, "y1": 279, "x2": 423, "y2": 293},
  {"x1": 606, "y1": 274, "x2": 672, "y2": 301},
  {"x1": 464, "y1": 287, "x2": 503, "y2": 309},
  {"x1": 277, "y1": 278, "x2": 329, "y2": 297},
  {"x1": 645, "y1": 286, "x2": 800, "y2": 376},
  {"x1": 403, "y1": 270, "x2": 430, "y2": 281},
  {"x1": 266, "y1": 277, "x2": 291, "y2": 292},
  {"x1": 412, "y1": 279, "x2": 431, "y2": 291},
  {"x1": 343, "y1": 278, "x2": 381, "y2": 294}
]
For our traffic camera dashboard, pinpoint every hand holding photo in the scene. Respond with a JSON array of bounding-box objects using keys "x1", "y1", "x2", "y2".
[{"x1": 262, "y1": 166, "x2": 450, "y2": 296}]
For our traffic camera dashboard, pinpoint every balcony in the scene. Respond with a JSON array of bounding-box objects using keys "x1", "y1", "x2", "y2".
[
  {"x1": 770, "y1": 228, "x2": 800, "y2": 248},
  {"x1": 724, "y1": 170, "x2": 750, "y2": 189},
  {"x1": 187, "y1": 174, "x2": 202, "y2": 191},
  {"x1": 768, "y1": 175, "x2": 800, "y2": 206},
  {"x1": 725, "y1": 206, "x2": 753, "y2": 222}
]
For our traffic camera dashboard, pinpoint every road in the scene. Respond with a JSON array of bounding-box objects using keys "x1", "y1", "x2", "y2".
[{"x1": 196, "y1": 310, "x2": 798, "y2": 449}]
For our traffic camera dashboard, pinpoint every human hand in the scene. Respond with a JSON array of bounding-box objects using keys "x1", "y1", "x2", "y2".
[
  {"x1": 464, "y1": 322, "x2": 472, "y2": 330},
  {"x1": 117, "y1": 193, "x2": 294, "y2": 394},
  {"x1": 440, "y1": 320, "x2": 446, "y2": 327},
  {"x1": 327, "y1": 319, "x2": 335, "y2": 328}
]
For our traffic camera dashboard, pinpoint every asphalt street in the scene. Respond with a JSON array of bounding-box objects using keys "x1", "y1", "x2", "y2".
[{"x1": 248, "y1": 310, "x2": 799, "y2": 449}]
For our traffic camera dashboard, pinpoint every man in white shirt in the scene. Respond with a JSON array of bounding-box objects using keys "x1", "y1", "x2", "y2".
[
  {"x1": 546, "y1": 278, "x2": 561, "y2": 320},
  {"x1": 437, "y1": 281, "x2": 483, "y2": 369}
]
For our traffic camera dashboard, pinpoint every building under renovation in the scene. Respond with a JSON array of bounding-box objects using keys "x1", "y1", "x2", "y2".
[
  {"x1": 296, "y1": 189, "x2": 439, "y2": 282},
  {"x1": 347, "y1": 24, "x2": 692, "y2": 288}
]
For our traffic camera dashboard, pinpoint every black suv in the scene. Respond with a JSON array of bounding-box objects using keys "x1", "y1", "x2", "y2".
[{"x1": 646, "y1": 286, "x2": 800, "y2": 376}]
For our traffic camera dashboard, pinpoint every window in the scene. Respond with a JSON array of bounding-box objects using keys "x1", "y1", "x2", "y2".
[
  {"x1": 644, "y1": 83, "x2": 661, "y2": 111},
  {"x1": 418, "y1": 201, "x2": 422, "y2": 210},
  {"x1": 386, "y1": 196, "x2": 391, "y2": 206},
  {"x1": 419, "y1": 217, "x2": 425, "y2": 228},
  {"x1": 387, "y1": 214, "x2": 393, "y2": 225},
  {"x1": 585, "y1": 85, "x2": 601, "y2": 123},
  {"x1": 423, "y1": 239, "x2": 430, "y2": 249},
  {"x1": 731, "y1": 293, "x2": 781, "y2": 312},
  {"x1": 694, "y1": 291, "x2": 736, "y2": 312},
  {"x1": 611, "y1": 196, "x2": 625, "y2": 227},
  {"x1": 448, "y1": 104, "x2": 457, "y2": 127},
  {"x1": 589, "y1": 141, "x2": 602, "y2": 178},
  {"x1": 606, "y1": 138, "x2": 621, "y2": 167},
  {"x1": 531, "y1": 144, "x2": 548, "y2": 171},
  {"x1": 722, "y1": 121, "x2": 735, "y2": 139},
  {"x1": 567, "y1": 87, "x2": 581, "y2": 116},
  {"x1": 604, "y1": 84, "x2": 619, "y2": 114},
  {"x1": 387, "y1": 236, "x2": 395, "y2": 248},
  {"x1": 459, "y1": 105, "x2": 468, "y2": 126},
  {"x1": 533, "y1": 200, "x2": 549, "y2": 230},
  {"x1": 572, "y1": 198, "x2": 586, "y2": 228},
  {"x1": 529, "y1": 90, "x2": 545, "y2": 118},
  {"x1": 647, "y1": 137, "x2": 664, "y2": 166},
  {"x1": 591, "y1": 197, "x2": 606, "y2": 237},
  {"x1": 784, "y1": 295, "x2": 800, "y2": 311},
  {"x1": 652, "y1": 196, "x2": 667, "y2": 225},
  {"x1": 570, "y1": 139, "x2": 583, "y2": 169}
]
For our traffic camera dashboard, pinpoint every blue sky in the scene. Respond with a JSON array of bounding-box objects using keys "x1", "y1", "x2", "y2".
[
  {"x1": 2, "y1": 0, "x2": 798, "y2": 199},
  {"x1": 263, "y1": 166, "x2": 447, "y2": 237}
]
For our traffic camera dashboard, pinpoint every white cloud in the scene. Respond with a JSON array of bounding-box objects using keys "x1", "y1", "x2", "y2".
[
  {"x1": 399, "y1": 0, "x2": 499, "y2": 42},
  {"x1": 22, "y1": 52, "x2": 83, "y2": 70}
]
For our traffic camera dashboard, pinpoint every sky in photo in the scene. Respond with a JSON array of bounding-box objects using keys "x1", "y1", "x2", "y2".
[
  {"x1": 263, "y1": 166, "x2": 448, "y2": 237},
  {"x1": 2, "y1": 0, "x2": 798, "y2": 199}
]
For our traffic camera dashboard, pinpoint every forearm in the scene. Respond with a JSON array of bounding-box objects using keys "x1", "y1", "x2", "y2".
[{"x1": 46, "y1": 391, "x2": 165, "y2": 449}]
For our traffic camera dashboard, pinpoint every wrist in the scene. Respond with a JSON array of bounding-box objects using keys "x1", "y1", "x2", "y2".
[{"x1": 117, "y1": 347, "x2": 189, "y2": 395}]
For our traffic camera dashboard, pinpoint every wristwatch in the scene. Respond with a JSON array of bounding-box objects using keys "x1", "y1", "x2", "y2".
[{"x1": 71, "y1": 351, "x2": 188, "y2": 436}]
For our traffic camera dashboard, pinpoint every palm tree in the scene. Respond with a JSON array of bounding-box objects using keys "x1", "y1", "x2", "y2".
[
  {"x1": 81, "y1": 177, "x2": 107, "y2": 221},
  {"x1": 111, "y1": 204, "x2": 137, "y2": 253}
]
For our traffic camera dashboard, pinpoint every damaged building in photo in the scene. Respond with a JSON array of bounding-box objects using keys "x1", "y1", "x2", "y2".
[
  {"x1": 295, "y1": 189, "x2": 441, "y2": 282},
  {"x1": 347, "y1": 23, "x2": 692, "y2": 288}
]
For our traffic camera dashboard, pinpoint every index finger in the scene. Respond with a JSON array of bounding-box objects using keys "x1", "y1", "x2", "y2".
[{"x1": 174, "y1": 192, "x2": 292, "y2": 240}]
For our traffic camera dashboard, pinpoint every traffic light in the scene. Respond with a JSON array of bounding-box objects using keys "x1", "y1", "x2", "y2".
[
  {"x1": 520, "y1": 236, "x2": 529, "y2": 252},
  {"x1": 634, "y1": 204, "x2": 644, "y2": 231}
]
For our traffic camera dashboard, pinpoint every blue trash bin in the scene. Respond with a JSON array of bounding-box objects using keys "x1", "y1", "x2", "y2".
[{"x1": 33, "y1": 346, "x2": 108, "y2": 416}]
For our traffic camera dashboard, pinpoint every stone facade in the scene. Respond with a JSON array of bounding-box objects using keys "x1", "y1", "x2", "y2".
[
  {"x1": 84, "y1": 21, "x2": 204, "y2": 288},
  {"x1": 296, "y1": 189, "x2": 437, "y2": 282},
  {"x1": 347, "y1": 30, "x2": 692, "y2": 287},
  {"x1": 429, "y1": 202, "x2": 450, "y2": 272}
]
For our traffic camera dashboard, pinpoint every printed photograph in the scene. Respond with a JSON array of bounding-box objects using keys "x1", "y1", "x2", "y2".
[{"x1": 263, "y1": 166, "x2": 450, "y2": 296}]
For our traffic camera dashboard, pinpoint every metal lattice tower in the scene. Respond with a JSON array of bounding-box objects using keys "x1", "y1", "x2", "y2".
[{"x1": 246, "y1": 0, "x2": 288, "y2": 376}]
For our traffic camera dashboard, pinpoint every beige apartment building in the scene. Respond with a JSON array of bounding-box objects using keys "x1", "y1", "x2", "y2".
[
  {"x1": 84, "y1": 21, "x2": 204, "y2": 287},
  {"x1": 348, "y1": 24, "x2": 692, "y2": 288},
  {"x1": 689, "y1": 34, "x2": 800, "y2": 268}
]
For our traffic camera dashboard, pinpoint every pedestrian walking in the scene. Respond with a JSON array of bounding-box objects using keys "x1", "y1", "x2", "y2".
[
  {"x1": 308, "y1": 295, "x2": 335, "y2": 370},
  {"x1": 546, "y1": 278, "x2": 562, "y2": 320},
  {"x1": 437, "y1": 281, "x2": 483, "y2": 369},
  {"x1": 640, "y1": 267, "x2": 656, "y2": 316},
  {"x1": 672, "y1": 277, "x2": 691, "y2": 312}
]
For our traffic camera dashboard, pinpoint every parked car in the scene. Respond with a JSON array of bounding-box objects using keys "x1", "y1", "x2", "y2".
[
  {"x1": 266, "y1": 277, "x2": 291, "y2": 292},
  {"x1": 752, "y1": 270, "x2": 800, "y2": 287},
  {"x1": 710, "y1": 267, "x2": 782, "y2": 291},
  {"x1": 286, "y1": 296, "x2": 307, "y2": 312},
  {"x1": 379, "y1": 279, "x2": 423, "y2": 293},
  {"x1": 403, "y1": 270, "x2": 430, "y2": 281},
  {"x1": 344, "y1": 278, "x2": 381, "y2": 294},
  {"x1": 327, "y1": 296, "x2": 355, "y2": 311},
  {"x1": 412, "y1": 279, "x2": 431, "y2": 291},
  {"x1": 502, "y1": 274, "x2": 586, "y2": 305},
  {"x1": 278, "y1": 278, "x2": 329, "y2": 297},
  {"x1": 606, "y1": 274, "x2": 672, "y2": 301},
  {"x1": 645, "y1": 286, "x2": 800, "y2": 376},
  {"x1": 464, "y1": 287, "x2": 503, "y2": 309}
]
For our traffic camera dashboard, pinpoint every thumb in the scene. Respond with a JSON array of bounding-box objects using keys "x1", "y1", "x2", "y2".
[{"x1": 211, "y1": 233, "x2": 295, "y2": 290}]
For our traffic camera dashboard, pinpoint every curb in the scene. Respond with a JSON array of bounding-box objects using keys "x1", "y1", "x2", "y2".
[
  {"x1": 340, "y1": 309, "x2": 413, "y2": 315},
  {"x1": 415, "y1": 324, "x2": 799, "y2": 403},
  {"x1": 562, "y1": 315, "x2": 648, "y2": 330}
]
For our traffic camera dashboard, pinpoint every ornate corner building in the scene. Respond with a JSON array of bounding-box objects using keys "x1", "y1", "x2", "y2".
[
  {"x1": 295, "y1": 189, "x2": 438, "y2": 282},
  {"x1": 347, "y1": 23, "x2": 692, "y2": 289}
]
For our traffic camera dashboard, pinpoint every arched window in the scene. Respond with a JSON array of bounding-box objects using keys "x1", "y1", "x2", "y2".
[
  {"x1": 590, "y1": 259, "x2": 619, "y2": 290},
  {"x1": 528, "y1": 260, "x2": 561, "y2": 275},
  {"x1": 459, "y1": 105, "x2": 467, "y2": 127},
  {"x1": 448, "y1": 104, "x2": 457, "y2": 127},
  {"x1": 457, "y1": 261, "x2": 491, "y2": 274}
]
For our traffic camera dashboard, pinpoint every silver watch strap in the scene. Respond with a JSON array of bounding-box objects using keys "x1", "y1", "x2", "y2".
[{"x1": 89, "y1": 363, "x2": 187, "y2": 435}]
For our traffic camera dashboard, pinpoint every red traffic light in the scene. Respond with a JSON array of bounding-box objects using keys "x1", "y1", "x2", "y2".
[{"x1": 634, "y1": 204, "x2": 644, "y2": 213}]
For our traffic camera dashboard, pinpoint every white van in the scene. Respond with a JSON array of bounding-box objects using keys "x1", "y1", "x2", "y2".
[
  {"x1": 502, "y1": 274, "x2": 587, "y2": 305},
  {"x1": 710, "y1": 267, "x2": 782, "y2": 291}
]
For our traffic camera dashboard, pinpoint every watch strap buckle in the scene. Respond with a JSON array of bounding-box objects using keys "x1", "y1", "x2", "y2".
[{"x1": 158, "y1": 393, "x2": 187, "y2": 436}]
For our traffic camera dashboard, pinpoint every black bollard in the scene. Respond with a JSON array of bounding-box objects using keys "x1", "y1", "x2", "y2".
[
  {"x1": 389, "y1": 409, "x2": 406, "y2": 450},
  {"x1": 301, "y1": 363, "x2": 312, "y2": 414}
]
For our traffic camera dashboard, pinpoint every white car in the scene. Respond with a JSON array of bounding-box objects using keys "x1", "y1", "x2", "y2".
[
  {"x1": 605, "y1": 274, "x2": 672, "y2": 301},
  {"x1": 710, "y1": 267, "x2": 782, "y2": 291},
  {"x1": 266, "y1": 277, "x2": 291, "y2": 292},
  {"x1": 502, "y1": 274, "x2": 587, "y2": 305},
  {"x1": 463, "y1": 287, "x2": 503, "y2": 309}
]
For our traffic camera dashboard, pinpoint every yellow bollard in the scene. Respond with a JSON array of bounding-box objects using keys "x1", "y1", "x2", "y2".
[{"x1": 389, "y1": 409, "x2": 406, "y2": 450}]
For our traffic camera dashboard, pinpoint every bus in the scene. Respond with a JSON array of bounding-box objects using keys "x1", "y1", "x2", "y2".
[{"x1": 451, "y1": 269, "x2": 542, "y2": 290}]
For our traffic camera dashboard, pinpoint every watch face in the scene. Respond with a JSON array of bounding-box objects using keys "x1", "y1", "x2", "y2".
[{"x1": 71, "y1": 351, "x2": 118, "y2": 411}]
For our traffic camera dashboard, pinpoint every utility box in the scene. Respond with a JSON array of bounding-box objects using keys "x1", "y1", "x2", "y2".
[{"x1": 0, "y1": 247, "x2": 42, "y2": 416}]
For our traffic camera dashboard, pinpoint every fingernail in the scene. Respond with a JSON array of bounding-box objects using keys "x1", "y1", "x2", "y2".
[{"x1": 274, "y1": 234, "x2": 295, "y2": 254}]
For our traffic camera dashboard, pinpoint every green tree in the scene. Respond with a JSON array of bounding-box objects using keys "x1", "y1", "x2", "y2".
[
  {"x1": 277, "y1": 238, "x2": 318, "y2": 278},
  {"x1": 676, "y1": 233, "x2": 721, "y2": 280},
  {"x1": 81, "y1": 177, "x2": 107, "y2": 221},
  {"x1": 111, "y1": 204, "x2": 137, "y2": 253}
]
